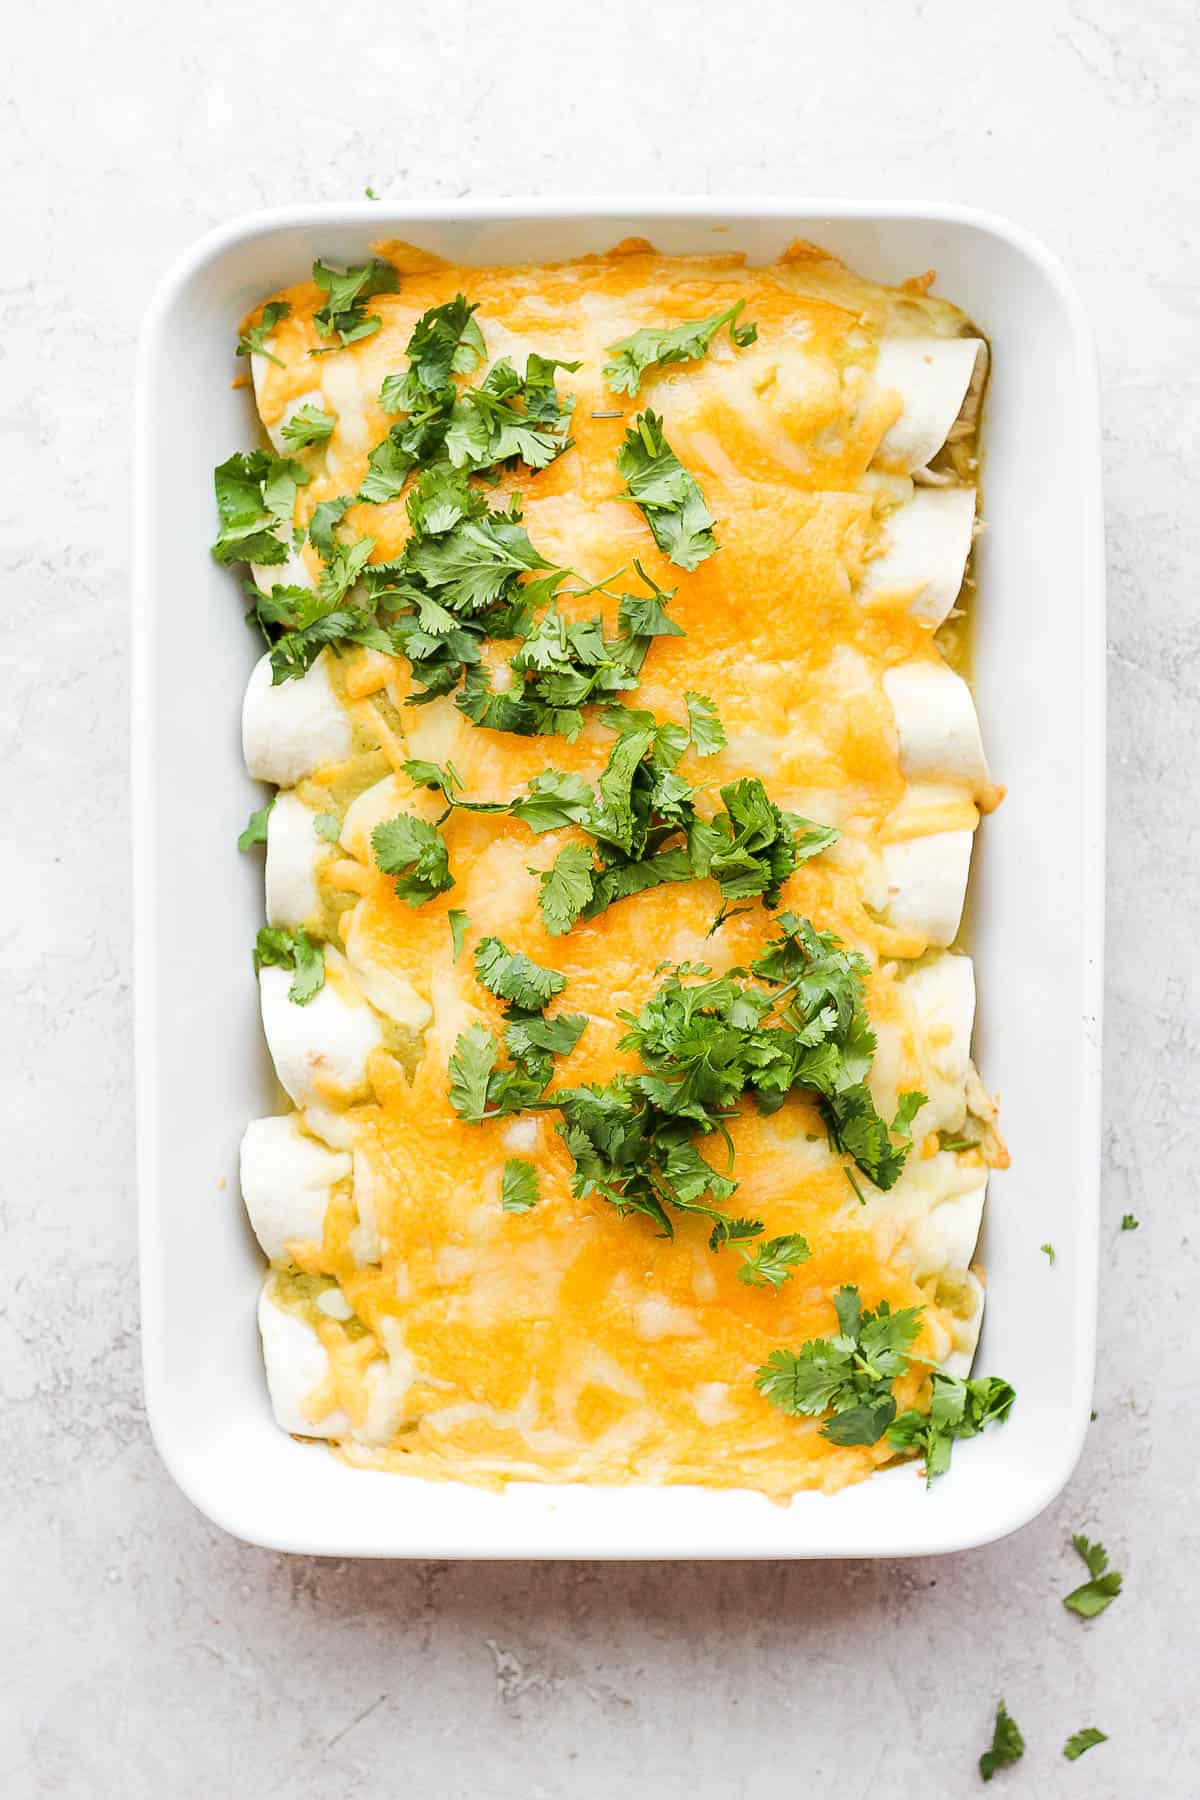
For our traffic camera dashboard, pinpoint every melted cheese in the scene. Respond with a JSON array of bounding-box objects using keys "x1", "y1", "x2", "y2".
[{"x1": 238, "y1": 242, "x2": 1000, "y2": 1503}]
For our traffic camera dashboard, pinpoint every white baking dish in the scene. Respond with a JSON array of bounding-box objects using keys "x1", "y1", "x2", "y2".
[{"x1": 133, "y1": 200, "x2": 1104, "y2": 1558}]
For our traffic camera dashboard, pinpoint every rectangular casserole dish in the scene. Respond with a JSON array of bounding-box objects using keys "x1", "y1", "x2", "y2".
[{"x1": 133, "y1": 199, "x2": 1104, "y2": 1558}]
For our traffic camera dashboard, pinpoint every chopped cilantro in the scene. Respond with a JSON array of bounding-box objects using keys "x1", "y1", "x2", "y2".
[
  {"x1": 280, "y1": 404, "x2": 337, "y2": 450},
  {"x1": 238, "y1": 797, "x2": 274, "y2": 850},
  {"x1": 616, "y1": 411, "x2": 718, "y2": 570},
  {"x1": 939, "y1": 1133, "x2": 980, "y2": 1153},
  {"x1": 684, "y1": 690, "x2": 726, "y2": 757},
  {"x1": 448, "y1": 908, "x2": 469, "y2": 960},
  {"x1": 368, "y1": 300, "x2": 576, "y2": 490},
  {"x1": 474, "y1": 937, "x2": 567, "y2": 1012},
  {"x1": 539, "y1": 842, "x2": 596, "y2": 936},
  {"x1": 603, "y1": 300, "x2": 757, "y2": 396},
  {"x1": 888, "y1": 1372, "x2": 1015, "y2": 1482},
  {"x1": 1040, "y1": 1242, "x2": 1056, "y2": 1264},
  {"x1": 448, "y1": 909, "x2": 918, "y2": 1247},
  {"x1": 1063, "y1": 1534, "x2": 1123, "y2": 1618},
  {"x1": 447, "y1": 1022, "x2": 497, "y2": 1122},
  {"x1": 1063, "y1": 1728, "x2": 1107, "y2": 1761},
  {"x1": 979, "y1": 1702, "x2": 1024, "y2": 1781},
  {"x1": 211, "y1": 450, "x2": 309, "y2": 566},
  {"x1": 445, "y1": 353, "x2": 580, "y2": 472},
  {"x1": 736, "y1": 1233, "x2": 810, "y2": 1289},
  {"x1": 253, "y1": 925, "x2": 325, "y2": 1005},
  {"x1": 371, "y1": 810, "x2": 454, "y2": 906},
  {"x1": 311, "y1": 258, "x2": 398, "y2": 352},
  {"x1": 501, "y1": 1158, "x2": 540, "y2": 1213},
  {"x1": 236, "y1": 299, "x2": 291, "y2": 367},
  {"x1": 756, "y1": 1285, "x2": 923, "y2": 1445},
  {"x1": 1121, "y1": 1212, "x2": 1139, "y2": 1230}
]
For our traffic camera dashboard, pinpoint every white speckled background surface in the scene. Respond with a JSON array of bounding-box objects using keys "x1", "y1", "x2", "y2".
[{"x1": 3, "y1": 1, "x2": 1197, "y2": 1792}]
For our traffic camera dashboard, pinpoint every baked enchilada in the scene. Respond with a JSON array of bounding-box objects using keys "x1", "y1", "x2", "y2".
[{"x1": 217, "y1": 239, "x2": 1014, "y2": 1500}]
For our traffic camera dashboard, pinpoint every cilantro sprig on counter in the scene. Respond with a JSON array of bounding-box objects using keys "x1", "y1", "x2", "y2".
[
  {"x1": 603, "y1": 300, "x2": 757, "y2": 397},
  {"x1": 616, "y1": 411, "x2": 718, "y2": 570},
  {"x1": 310, "y1": 258, "x2": 399, "y2": 352},
  {"x1": 979, "y1": 1702, "x2": 1025, "y2": 1781},
  {"x1": 1063, "y1": 1534, "x2": 1123, "y2": 1618},
  {"x1": 1063, "y1": 1728, "x2": 1108, "y2": 1762}
]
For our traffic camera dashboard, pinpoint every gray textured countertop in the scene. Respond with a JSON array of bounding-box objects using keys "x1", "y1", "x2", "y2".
[{"x1": 4, "y1": 2, "x2": 1196, "y2": 1793}]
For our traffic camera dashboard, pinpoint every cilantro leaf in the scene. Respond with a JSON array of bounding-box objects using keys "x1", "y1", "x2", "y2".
[
  {"x1": 253, "y1": 925, "x2": 326, "y2": 1005},
  {"x1": 371, "y1": 810, "x2": 454, "y2": 906},
  {"x1": 616, "y1": 563, "x2": 683, "y2": 639},
  {"x1": 539, "y1": 843, "x2": 596, "y2": 936},
  {"x1": 448, "y1": 908, "x2": 469, "y2": 960},
  {"x1": 509, "y1": 771, "x2": 596, "y2": 835},
  {"x1": 311, "y1": 258, "x2": 398, "y2": 351},
  {"x1": 755, "y1": 1284, "x2": 923, "y2": 1444},
  {"x1": 308, "y1": 495, "x2": 353, "y2": 557},
  {"x1": 603, "y1": 300, "x2": 758, "y2": 396},
  {"x1": 474, "y1": 937, "x2": 567, "y2": 1012},
  {"x1": 404, "y1": 496, "x2": 557, "y2": 614},
  {"x1": 238, "y1": 797, "x2": 274, "y2": 850},
  {"x1": 280, "y1": 404, "x2": 337, "y2": 450},
  {"x1": 1063, "y1": 1728, "x2": 1107, "y2": 1761},
  {"x1": 237, "y1": 299, "x2": 291, "y2": 367},
  {"x1": 1063, "y1": 1534, "x2": 1123, "y2": 1618},
  {"x1": 979, "y1": 1702, "x2": 1024, "y2": 1781},
  {"x1": 1121, "y1": 1212, "x2": 1139, "y2": 1230},
  {"x1": 736, "y1": 1233, "x2": 810, "y2": 1289},
  {"x1": 447, "y1": 1023, "x2": 498, "y2": 1121},
  {"x1": 501, "y1": 1158, "x2": 540, "y2": 1213},
  {"x1": 685, "y1": 691, "x2": 726, "y2": 757},
  {"x1": 616, "y1": 412, "x2": 718, "y2": 571},
  {"x1": 1040, "y1": 1242, "x2": 1055, "y2": 1264},
  {"x1": 211, "y1": 450, "x2": 309, "y2": 565}
]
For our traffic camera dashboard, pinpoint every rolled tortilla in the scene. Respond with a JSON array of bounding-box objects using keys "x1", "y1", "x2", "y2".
[
  {"x1": 250, "y1": 357, "x2": 325, "y2": 454},
  {"x1": 884, "y1": 658, "x2": 990, "y2": 791},
  {"x1": 258, "y1": 1276, "x2": 349, "y2": 1438},
  {"x1": 860, "y1": 486, "x2": 977, "y2": 626},
  {"x1": 259, "y1": 960, "x2": 383, "y2": 1108},
  {"x1": 943, "y1": 1272, "x2": 986, "y2": 1377},
  {"x1": 240, "y1": 1113, "x2": 351, "y2": 1262},
  {"x1": 872, "y1": 337, "x2": 987, "y2": 472},
  {"x1": 243, "y1": 650, "x2": 353, "y2": 788},
  {"x1": 907, "y1": 1172, "x2": 987, "y2": 1280},
  {"x1": 903, "y1": 952, "x2": 976, "y2": 1134},
  {"x1": 266, "y1": 791, "x2": 328, "y2": 930},
  {"x1": 883, "y1": 829, "x2": 973, "y2": 948},
  {"x1": 250, "y1": 543, "x2": 314, "y2": 597},
  {"x1": 340, "y1": 774, "x2": 405, "y2": 863},
  {"x1": 342, "y1": 903, "x2": 433, "y2": 1033}
]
